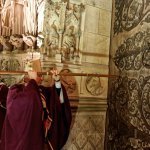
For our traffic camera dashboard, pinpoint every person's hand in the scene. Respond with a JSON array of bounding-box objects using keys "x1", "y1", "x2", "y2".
[
  {"x1": 28, "y1": 71, "x2": 43, "y2": 85},
  {"x1": 50, "y1": 69, "x2": 60, "y2": 82},
  {"x1": 44, "y1": 119, "x2": 52, "y2": 130}
]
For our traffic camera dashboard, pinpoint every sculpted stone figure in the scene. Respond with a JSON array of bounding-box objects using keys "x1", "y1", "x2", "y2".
[
  {"x1": 22, "y1": 34, "x2": 36, "y2": 51},
  {"x1": 0, "y1": 36, "x2": 12, "y2": 53},
  {"x1": 1, "y1": 0, "x2": 37, "y2": 36},
  {"x1": 9, "y1": 34, "x2": 23, "y2": 53},
  {"x1": 62, "y1": 26, "x2": 76, "y2": 59}
]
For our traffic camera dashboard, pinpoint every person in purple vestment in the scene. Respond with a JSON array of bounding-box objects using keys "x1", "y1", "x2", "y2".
[
  {"x1": 0, "y1": 79, "x2": 44, "y2": 150},
  {"x1": 29, "y1": 70, "x2": 72, "y2": 150},
  {"x1": 0, "y1": 83, "x2": 9, "y2": 140},
  {"x1": 0, "y1": 70, "x2": 72, "y2": 150},
  {"x1": 39, "y1": 70, "x2": 72, "y2": 150}
]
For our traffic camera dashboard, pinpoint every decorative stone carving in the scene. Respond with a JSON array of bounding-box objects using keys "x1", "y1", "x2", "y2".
[
  {"x1": 86, "y1": 76, "x2": 103, "y2": 96},
  {"x1": 22, "y1": 34, "x2": 37, "y2": 52},
  {"x1": 1, "y1": 0, "x2": 37, "y2": 36},
  {"x1": 9, "y1": 34, "x2": 24, "y2": 53},
  {"x1": 0, "y1": 0, "x2": 84, "y2": 64},
  {"x1": 0, "y1": 58, "x2": 20, "y2": 71},
  {"x1": 0, "y1": 74, "x2": 24, "y2": 86},
  {"x1": 0, "y1": 36, "x2": 12, "y2": 53},
  {"x1": 42, "y1": 0, "x2": 84, "y2": 62}
]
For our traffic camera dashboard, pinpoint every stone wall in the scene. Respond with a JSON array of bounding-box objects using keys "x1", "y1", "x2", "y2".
[{"x1": 0, "y1": 0, "x2": 112, "y2": 149}]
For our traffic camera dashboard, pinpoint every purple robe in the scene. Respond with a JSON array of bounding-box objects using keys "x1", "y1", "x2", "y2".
[
  {"x1": 0, "y1": 80, "x2": 44, "y2": 150},
  {"x1": 40, "y1": 84, "x2": 72, "y2": 150},
  {"x1": 0, "y1": 84, "x2": 8, "y2": 139}
]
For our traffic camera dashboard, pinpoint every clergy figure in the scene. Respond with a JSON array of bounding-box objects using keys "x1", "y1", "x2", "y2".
[
  {"x1": 0, "y1": 83, "x2": 8, "y2": 140},
  {"x1": 0, "y1": 69, "x2": 72, "y2": 150}
]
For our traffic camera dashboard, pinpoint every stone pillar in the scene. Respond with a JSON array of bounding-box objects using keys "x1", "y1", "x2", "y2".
[{"x1": 105, "y1": 0, "x2": 150, "y2": 149}]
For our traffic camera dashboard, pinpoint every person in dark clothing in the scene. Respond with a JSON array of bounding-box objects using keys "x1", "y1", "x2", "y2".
[
  {"x1": 29, "y1": 70, "x2": 72, "y2": 150},
  {"x1": 0, "y1": 79, "x2": 44, "y2": 150},
  {"x1": 0, "y1": 83, "x2": 8, "y2": 140},
  {"x1": 0, "y1": 70, "x2": 72, "y2": 150}
]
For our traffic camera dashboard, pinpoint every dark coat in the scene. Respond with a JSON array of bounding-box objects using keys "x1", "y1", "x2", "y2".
[
  {"x1": 0, "y1": 80, "x2": 44, "y2": 150},
  {"x1": 40, "y1": 84, "x2": 72, "y2": 150},
  {"x1": 0, "y1": 80, "x2": 72, "y2": 150},
  {"x1": 0, "y1": 84, "x2": 8, "y2": 139}
]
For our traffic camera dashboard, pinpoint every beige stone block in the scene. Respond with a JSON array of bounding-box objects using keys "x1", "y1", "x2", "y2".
[
  {"x1": 84, "y1": 5, "x2": 99, "y2": 34},
  {"x1": 84, "y1": 55, "x2": 109, "y2": 65},
  {"x1": 70, "y1": 0, "x2": 85, "y2": 4},
  {"x1": 64, "y1": 112, "x2": 106, "y2": 150},
  {"x1": 84, "y1": 32, "x2": 110, "y2": 55},
  {"x1": 99, "y1": 9, "x2": 111, "y2": 36},
  {"x1": 86, "y1": 0, "x2": 112, "y2": 11}
]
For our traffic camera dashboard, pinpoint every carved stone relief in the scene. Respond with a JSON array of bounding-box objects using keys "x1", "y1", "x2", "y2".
[
  {"x1": 0, "y1": 0, "x2": 84, "y2": 65},
  {"x1": 85, "y1": 76, "x2": 103, "y2": 96},
  {"x1": 0, "y1": 75, "x2": 24, "y2": 86},
  {"x1": 41, "y1": 0, "x2": 84, "y2": 63},
  {"x1": 0, "y1": 58, "x2": 20, "y2": 71},
  {"x1": 0, "y1": 52, "x2": 40, "y2": 85}
]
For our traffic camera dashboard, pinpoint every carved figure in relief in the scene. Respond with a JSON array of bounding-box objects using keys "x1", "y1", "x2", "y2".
[
  {"x1": 1, "y1": 59, "x2": 8, "y2": 70},
  {"x1": 0, "y1": 36, "x2": 12, "y2": 53},
  {"x1": 48, "y1": 3, "x2": 60, "y2": 32},
  {"x1": 86, "y1": 76, "x2": 103, "y2": 96},
  {"x1": 1, "y1": 0, "x2": 37, "y2": 36},
  {"x1": 23, "y1": 0, "x2": 37, "y2": 35},
  {"x1": 43, "y1": 2, "x2": 61, "y2": 56},
  {"x1": 9, "y1": 34, "x2": 23, "y2": 53},
  {"x1": 22, "y1": 34, "x2": 36, "y2": 51},
  {"x1": 1, "y1": 0, "x2": 24, "y2": 35},
  {"x1": 37, "y1": 33, "x2": 45, "y2": 54},
  {"x1": 61, "y1": 3, "x2": 82, "y2": 60},
  {"x1": 37, "y1": 0, "x2": 46, "y2": 33},
  {"x1": 9, "y1": 59, "x2": 20, "y2": 70},
  {"x1": 60, "y1": 69, "x2": 77, "y2": 94},
  {"x1": 49, "y1": 21, "x2": 59, "y2": 49},
  {"x1": 62, "y1": 26, "x2": 76, "y2": 59}
]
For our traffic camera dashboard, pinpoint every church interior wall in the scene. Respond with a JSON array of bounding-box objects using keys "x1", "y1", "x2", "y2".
[{"x1": 4, "y1": 0, "x2": 147, "y2": 149}]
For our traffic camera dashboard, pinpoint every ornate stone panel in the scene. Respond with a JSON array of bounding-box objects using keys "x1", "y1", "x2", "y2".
[
  {"x1": 41, "y1": 0, "x2": 85, "y2": 62},
  {"x1": 0, "y1": 53, "x2": 40, "y2": 85},
  {"x1": 63, "y1": 112, "x2": 106, "y2": 150}
]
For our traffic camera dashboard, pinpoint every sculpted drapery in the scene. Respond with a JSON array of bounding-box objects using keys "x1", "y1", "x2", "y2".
[
  {"x1": 0, "y1": 0, "x2": 83, "y2": 62},
  {"x1": 1, "y1": 0, "x2": 37, "y2": 36}
]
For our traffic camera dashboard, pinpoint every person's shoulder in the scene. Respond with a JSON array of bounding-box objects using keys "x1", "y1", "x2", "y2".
[{"x1": 9, "y1": 83, "x2": 24, "y2": 90}]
